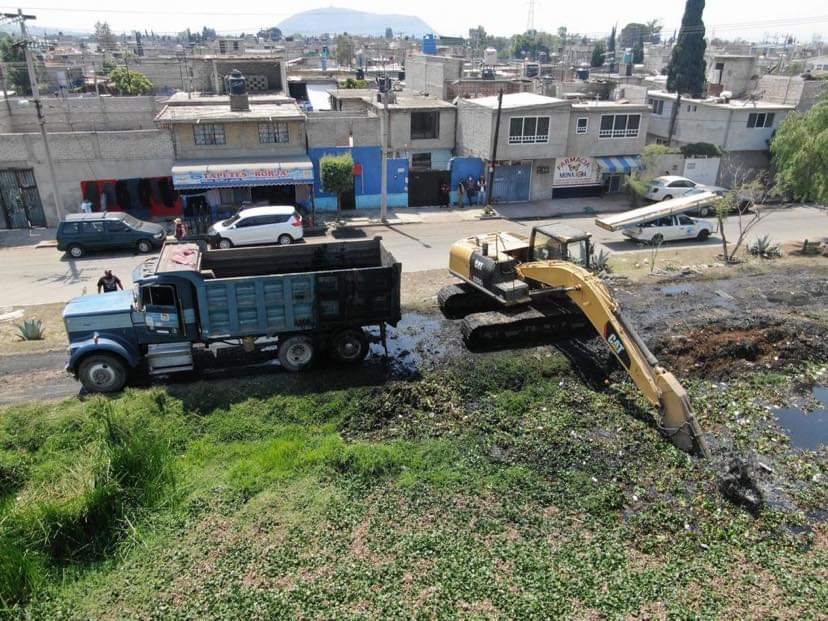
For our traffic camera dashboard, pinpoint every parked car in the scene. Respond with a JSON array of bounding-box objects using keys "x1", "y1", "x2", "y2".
[
  {"x1": 646, "y1": 176, "x2": 726, "y2": 203},
  {"x1": 57, "y1": 212, "x2": 166, "y2": 258},
  {"x1": 622, "y1": 214, "x2": 716, "y2": 244},
  {"x1": 208, "y1": 206, "x2": 303, "y2": 249}
]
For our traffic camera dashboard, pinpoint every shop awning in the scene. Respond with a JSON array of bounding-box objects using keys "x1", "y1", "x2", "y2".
[
  {"x1": 171, "y1": 156, "x2": 314, "y2": 190},
  {"x1": 596, "y1": 155, "x2": 643, "y2": 174}
]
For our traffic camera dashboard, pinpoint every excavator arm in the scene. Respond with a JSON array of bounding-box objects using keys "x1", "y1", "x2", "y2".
[{"x1": 518, "y1": 261, "x2": 710, "y2": 457}]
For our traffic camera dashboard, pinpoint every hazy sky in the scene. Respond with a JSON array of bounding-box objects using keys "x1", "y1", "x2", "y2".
[{"x1": 2, "y1": 0, "x2": 826, "y2": 41}]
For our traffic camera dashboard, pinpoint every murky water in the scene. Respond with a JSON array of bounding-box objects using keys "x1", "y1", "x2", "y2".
[
  {"x1": 367, "y1": 312, "x2": 459, "y2": 376},
  {"x1": 773, "y1": 387, "x2": 828, "y2": 450}
]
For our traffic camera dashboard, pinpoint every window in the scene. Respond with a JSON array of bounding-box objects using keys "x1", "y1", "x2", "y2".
[
  {"x1": 411, "y1": 111, "x2": 440, "y2": 140},
  {"x1": 105, "y1": 220, "x2": 130, "y2": 232},
  {"x1": 411, "y1": 152, "x2": 432, "y2": 169},
  {"x1": 193, "y1": 123, "x2": 226, "y2": 145},
  {"x1": 678, "y1": 215, "x2": 695, "y2": 225},
  {"x1": 219, "y1": 187, "x2": 251, "y2": 204},
  {"x1": 508, "y1": 116, "x2": 550, "y2": 144},
  {"x1": 650, "y1": 99, "x2": 664, "y2": 115},
  {"x1": 258, "y1": 122, "x2": 290, "y2": 144},
  {"x1": 143, "y1": 285, "x2": 176, "y2": 308},
  {"x1": 60, "y1": 222, "x2": 81, "y2": 234},
  {"x1": 599, "y1": 114, "x2": 641, "y2": 138},
  {"x1": 81, "y1": 221, "x2": 105, "y2": 234},
  {"x1": 747, "y1": 112, "x2": 775, "y2": 129},
  {"x1": 576, "y1": 117, "x2": 588, "y2": 134}
]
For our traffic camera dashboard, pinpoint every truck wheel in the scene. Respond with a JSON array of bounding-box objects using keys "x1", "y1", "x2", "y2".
[
  {"x1": 137, "y1": 239, "x2": 153, "y2": 253},
  {"x1": 278, "y1": 335, "x2": 315, "y2": 372},
  {"x1": 78, "y1": 353, "x2": 127, "y2": 393},
  {"x1": 218, "y1": 238, "x2": 233, "y2": 249},
  {"x1": 330, "y1": 329, "x2": 369, "y2": 364},
  {"x1": 277, "y1": 234, "x2": 293, "y2": 245},
  {"x1": 67, "y1": 244, "x2": 85, "y2": 258},
  {"x1": 697, "y1": 229, "x2": 710, "y2": 241},
  {"x1": 699, "y1": 205, "x2": 713, "y2": 217}
]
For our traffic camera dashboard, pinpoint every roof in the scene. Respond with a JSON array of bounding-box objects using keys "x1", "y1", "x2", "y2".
[
  {"x1": 536, "y1": 224, "x2": 591, "y2": 243},
  {"x1": 369, "y1": 95, "x2": 456, "y2": 111},
  {"x1": 155, "y1": 103, "x2": 305, "y2": 123},
  {"x1": 595, "y1": 192, "x2": 719, "y2": 231},
  {"x1": 466, "y1": 93, "x2": 566, "y2": 110},
  {"x1": 164, "y1": 92, "x2": 293, "y2": 106},
  {"x1": 328, "y1": 88, "x2": 376, "y2": 100},
  {"x1": 647, "y1": 90, "x2": 794, "y2": 111},
  {"x1": 237, "y1": 205, "x2": 296, "y2": 217},
  {"x1": 63, "y1": 212, "x2": 127, "y2": 222},
  {"x1": 571, "y1": 101, "x2": 650, "y2": 111}
]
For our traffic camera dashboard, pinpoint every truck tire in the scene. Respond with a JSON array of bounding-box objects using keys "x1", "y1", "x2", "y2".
[
  {"x1": 697, "y1": 229, "x2": 710, "y2": 241},
  {"x1": 67, "y1": 243, "x2": 85, "y2": 258},
  {"x1": 330, "y1": 328, "x2": 369, "y2": 364},
  {"x1": 136, "y1": 239, "x2": 153, "y2": 253},
  {"x1": 277, "y1": 234, "x2": 293, "y2": 245},
  {"x1": 78, "y1": 353, "x2": 128, "y2": 393},
  {"x1": 218, "y1": 238, "x2": 233, "y2": 249},
  {"x1": 278, "y1": 335, "x2": 315, "y2": 372}
]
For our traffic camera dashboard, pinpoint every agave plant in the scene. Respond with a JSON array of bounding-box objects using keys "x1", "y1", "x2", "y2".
[
  {"x1": 590, "y1": 249, "x2": 613, "y2": 275},
  {"x1": 16, "y1": 319, "x2": 45, "y2": 341},
  {"x1": 748, "y1": 235, "x2": 781, "y2": 259}
]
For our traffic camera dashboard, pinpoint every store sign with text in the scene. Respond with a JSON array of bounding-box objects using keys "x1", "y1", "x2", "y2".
[
  {"x1": 553, "y1": 156, "x2": 598, "y2": 186},
  {"x1": 173, "y1": 164, "x2": 313, "y2": 189}
]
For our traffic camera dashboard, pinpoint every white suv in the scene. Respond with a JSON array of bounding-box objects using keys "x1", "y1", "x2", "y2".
[
  {"x1": 646, "y1": 176, "x2": 725, "y2": 202},
  {"x1": 208, "y1": 206, "x2": 303, "y2": 248}
]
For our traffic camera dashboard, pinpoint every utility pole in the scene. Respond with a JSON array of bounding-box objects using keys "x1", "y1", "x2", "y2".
[
  {"x1": 4, "y1": 9, "x2": 64, "y2": 219},
  {"x1": 667, "y1": 92, "x2": 681, "y2": 146},
  {"x1": 379, "y1": 74, "x2": 390, "y2": 222},
  {"x1": 0, "y1": 61, "x2": 11, "y2": 114},
  {"x1": 485, "y1": 89, "x2": 503, "y2": 213}
]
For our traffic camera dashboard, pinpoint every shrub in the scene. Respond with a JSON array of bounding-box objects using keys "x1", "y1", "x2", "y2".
[
  {"x1": 15, "y1": 319, "x2": 44, "y2": 341},
  {"x1": 591, "y1": 248, "x2": 613, "y2": 274},
  {"x1": 748, "y1": 235, "x2": 782, "y2": 259}
]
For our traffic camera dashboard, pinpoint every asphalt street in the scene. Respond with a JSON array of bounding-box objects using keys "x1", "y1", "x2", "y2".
[{"x1": 0, "y1": 206, "x2": 826, "y2": 306}]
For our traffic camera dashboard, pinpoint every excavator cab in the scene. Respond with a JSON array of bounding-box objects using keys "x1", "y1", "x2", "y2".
[{"x1": 529, "y1": 224, "x2": 592, "y2": 269}]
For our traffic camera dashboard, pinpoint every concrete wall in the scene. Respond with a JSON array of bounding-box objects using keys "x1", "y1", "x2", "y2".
[
  {"x1": 129, "y1": 56, "x2": 286, "y2": 95},
  {"x1": 530, "y1": 158, "x2": 556, "y2": 200},
  {"x1": 171, "y1": 120, "x2": 306, "y2": 160},
  {"x1": 566, "y1": 105, "x2": 650, "y2": 156},
  {"x1": 757, "y1": 75, "x2": 828, "y2": 112},
  {"x1": 306, "y1": 113, "x2": 380, "y2": 148},
  {"x1": 708, "y1": 56, "x2": 757, "y2": 97},
  {"x1": 388, "y1": 108, "x2": 456, "y2": 153},
  {"x1": 405, "y1": 54, "x2": 464, "y2": 99},
  {"x1": 0, "y1": 96, "x2": 164, "y2": 133},
  {"x1": 0, "y1": 129, "x2": 175, "y2": 225},
  {"x1": 455, "y1": 101, "x2": 494, "y2": 159},
  {"x1": 446, "y1": 80, "x2": 531, "y2": 100},
  {"x1": 718, "y1": 151, "x2": 771, "y2": 187},
  {"x1": 495, "y1": 105, "x2": 570, "y2": 161}
]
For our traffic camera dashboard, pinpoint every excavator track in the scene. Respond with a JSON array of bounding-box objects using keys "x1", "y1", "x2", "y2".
[
  {"x1": 437, "y1": 284, "x2": 500, "y2": 319},
  {"x1": 461, "y1": 300, "x2": 590, "y2": 351}
]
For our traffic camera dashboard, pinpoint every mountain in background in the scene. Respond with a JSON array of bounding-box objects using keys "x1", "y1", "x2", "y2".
[{"x1": 277, "y1": 7, "x2": 435, "y2": 37}]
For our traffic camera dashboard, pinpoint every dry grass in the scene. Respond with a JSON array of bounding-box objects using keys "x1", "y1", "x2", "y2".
[{"x1": 0, "y1": 303, "x2": 67, "y2": 355}]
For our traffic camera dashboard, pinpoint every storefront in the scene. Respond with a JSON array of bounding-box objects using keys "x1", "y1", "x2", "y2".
[
  {"x1": 551, "y1": 156, "x2": 602, "y2": 199},
  {"x1": 171, "y1": 156, "x2": 315, "y2": 220},
  {"x1": 596, "y1": 155, "x2": 643, "y2": 194}
]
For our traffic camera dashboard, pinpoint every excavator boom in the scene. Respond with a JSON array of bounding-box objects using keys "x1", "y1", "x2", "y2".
[{"x1": 518, "y1": 261, "x2": 709, "y2": 457}]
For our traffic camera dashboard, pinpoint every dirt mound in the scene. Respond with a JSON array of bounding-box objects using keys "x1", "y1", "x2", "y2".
[{"x1": 654, "y1": 318, "x2": 828, "y2": 379}]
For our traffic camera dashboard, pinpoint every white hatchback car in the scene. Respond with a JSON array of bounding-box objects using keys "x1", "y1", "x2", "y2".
[
  {"x1": 622, "y1": 214, "x2": 716, "y2": 244},
  {"x1": 208, "y1": 206, "x2": 303, "y2": 248},
  {"x1": 646, "y1": 176, "x2": 726, "y2": 202}
]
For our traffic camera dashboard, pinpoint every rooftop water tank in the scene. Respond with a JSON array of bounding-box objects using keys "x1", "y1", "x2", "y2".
[
  {"x1": 422, "y1": 34, "x2": 437, "y2": 55},
  {"x1": 484, "y1": 47, "x2": 498, "y2": 66}
]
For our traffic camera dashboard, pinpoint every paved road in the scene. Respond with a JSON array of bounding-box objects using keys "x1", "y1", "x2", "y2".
[{"x1": 1, "y1": 206, "x2": 826, "y2": 306}]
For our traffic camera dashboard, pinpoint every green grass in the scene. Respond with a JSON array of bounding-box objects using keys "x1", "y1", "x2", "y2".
[{"x1": 0, "y1": 354, "x2": 826, "y2": 618}]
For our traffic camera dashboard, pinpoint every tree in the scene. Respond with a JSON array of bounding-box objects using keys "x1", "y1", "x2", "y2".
[
  {"x1": 627, "y1": 144, "x2": 677, "y2": 206},
  {"x1": 771, "y1": 96, "x2": 828, "y2": 204},
  {"x1": 607, "y1": 25, "x2": 616, "y2": 62},
  {"x1": 646, "y1": 19, "x2": 663, "y2": 43},
  {"x1": 511, "y1": 32, "x2": 552, "y2": 61},
  {"x1": 320, "y1": 152, "x2": 355, "y2": 215},
  {"x1": 714, "y1": 170, "x2": 775, "y2": 262},
  {"x1": 341, "y1": 78, "x2": 368, "y2": 89},
  {"x1": 666, "y1": 0, "x2": 707, "y2": 98},
  {"x1": 632, "y1": 32, "x2": 645, "y2": 64},
  {"x1": 108, "y1": 66, "x2": 153, "y2": 95},
  {"x1": 257, "y1": 27, "x2": 283, "y2": 41},
  {"x1": 591, "y1": 42, "x2": 606, "y2": 67},
  {"x1": 94, "y1": 21, "x2": 117, "y2": 51},
  {"x1": 334, "y1": 35, "x2": 353, "y2": 68},
  {"x1": 620, "y1": 23, "x2": 646, "y2": 49},
  {"x1": 0, "y1": 36, "x2": 34, "y2": 95},
  {"x1": 201, "y1": 27, "x2": 217, "y2": 42}
]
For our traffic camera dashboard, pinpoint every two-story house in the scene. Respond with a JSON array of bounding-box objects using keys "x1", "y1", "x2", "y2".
[
  {"x1": 456, "y1": 93, "x2": 650, "y2": 202},
  {"x1": 154, "y1": 74, "x2": 313, "y2": 218},
  {"x1": 646, "y1": 90, "x2": 793, "y2": 185}
]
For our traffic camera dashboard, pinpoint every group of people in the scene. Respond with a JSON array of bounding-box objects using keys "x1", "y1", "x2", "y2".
[{"x1": 439, "y1": 176, "x2": 486, "y2": 209}]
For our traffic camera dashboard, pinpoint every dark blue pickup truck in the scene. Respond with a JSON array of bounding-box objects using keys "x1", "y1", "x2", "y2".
[{"x1": 63, "y1": 238, "x2": 401, "y2": 392}]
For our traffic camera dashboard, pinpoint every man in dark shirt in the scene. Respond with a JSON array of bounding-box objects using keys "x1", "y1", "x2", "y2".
[{"x1": 97, "y1": 270, "x2": 123, "y2": 294}]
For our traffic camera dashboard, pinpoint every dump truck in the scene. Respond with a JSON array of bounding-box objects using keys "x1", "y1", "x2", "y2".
[
  {"x1": 439, "y1": 224, "x2": 709, "y2": 457},
  {"x1": 63, "y1": 238, "x2": 401, "y2": 393}
]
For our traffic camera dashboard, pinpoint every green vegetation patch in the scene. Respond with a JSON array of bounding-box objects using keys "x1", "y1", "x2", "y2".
[{"x1": 1, "y1": 354, "x2": 826, "y2": 618}]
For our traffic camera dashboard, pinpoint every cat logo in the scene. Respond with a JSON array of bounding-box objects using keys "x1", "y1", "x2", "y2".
[{"x1": 604, "y1": 322, "x2": 631, "y2": 369}]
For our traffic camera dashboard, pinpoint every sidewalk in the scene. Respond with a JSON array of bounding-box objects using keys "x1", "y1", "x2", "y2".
[{"x1": 320, "y1": 195, "x2": 634, "y2": 228}]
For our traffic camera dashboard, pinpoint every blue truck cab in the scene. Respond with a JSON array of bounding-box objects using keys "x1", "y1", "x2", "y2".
[{"x1": 64, "y1": 239, "x2": 402, "y2": 393}]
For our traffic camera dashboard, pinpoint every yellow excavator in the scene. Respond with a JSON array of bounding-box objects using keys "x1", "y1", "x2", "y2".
[{"x1": 438, "y1": 224, "x2": 709, "y2": 457}]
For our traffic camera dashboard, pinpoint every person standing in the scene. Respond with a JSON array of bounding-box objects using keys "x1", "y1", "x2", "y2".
[
  {"x1": 174, "y1": 217, "x2": 187, "y2": 240},
  {"x1": 439, "y1": 180, "x2": 450, "y2": 208},
  {"x1": 465, "y1": 176, "x2": 477, "y2": 206},
  {"x1": 457, "y1": 180, "x2": 466, "y2": 209},
  {"x1": 477, "y1": 177, "x2": 486, "y2": 205},
  {"x1": 97, "y1": 270, "x2": 123, "y2": 294}
]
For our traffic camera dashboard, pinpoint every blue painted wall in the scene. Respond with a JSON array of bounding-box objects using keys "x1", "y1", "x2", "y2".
[{"x1": 449, "y1": 157, "x2": 486, "y2": 204}]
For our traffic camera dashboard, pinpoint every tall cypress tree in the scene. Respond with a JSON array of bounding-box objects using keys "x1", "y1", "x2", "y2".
[{"x1": 666, "y1": 0, "x2": 707, "y2": 97}]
